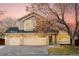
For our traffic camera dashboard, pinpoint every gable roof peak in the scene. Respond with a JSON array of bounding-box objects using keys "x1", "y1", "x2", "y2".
[{"x1": 18, "y1": 12, "x2": 46, "y2": 21}]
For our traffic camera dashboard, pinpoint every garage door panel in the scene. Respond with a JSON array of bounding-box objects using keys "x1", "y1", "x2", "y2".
[
  {"x1": 7, "y1": 35, "x2": 47, "y2": 46},
  {"x1": 23, "y1": 38, "x2": 47, "y2": 45},
  {"x1": 9, "y1": 38, "x2": 20, "y2": 45}
]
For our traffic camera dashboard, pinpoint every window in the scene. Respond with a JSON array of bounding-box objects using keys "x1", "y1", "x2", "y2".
[{"x1": 24, "y1": 17, "x2": 36, "y2": 31}]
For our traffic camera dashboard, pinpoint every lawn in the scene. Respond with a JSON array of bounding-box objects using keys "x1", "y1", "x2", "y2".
[{"x1": 48, "y1": 45, "x2": 79, "y2": 56}]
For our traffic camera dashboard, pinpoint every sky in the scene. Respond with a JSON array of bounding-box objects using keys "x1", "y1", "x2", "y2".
[
  {"x1": 0, "y1": 3, "x2": 28, "y2": 20},
  {"x1": 0, "y1": 3, "x2": 75, "y2": 24}
]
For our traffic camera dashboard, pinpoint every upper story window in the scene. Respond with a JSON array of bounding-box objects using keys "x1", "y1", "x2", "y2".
[{"x1": 24, "y1": 17, "x2": 36, "y2": 31}]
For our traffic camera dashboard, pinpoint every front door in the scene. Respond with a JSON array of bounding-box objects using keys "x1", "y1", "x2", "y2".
[{"x1": 49, "y1": 35, "x2": 53, "y2": 45}]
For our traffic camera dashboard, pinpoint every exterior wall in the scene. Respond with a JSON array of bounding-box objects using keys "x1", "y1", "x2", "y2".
[
  {"x1": 19, "y1": 21, "x2": 24, "y2": 30},
  {"x1": 5, "y1": 33, "x2": 48, "y2": 46}
]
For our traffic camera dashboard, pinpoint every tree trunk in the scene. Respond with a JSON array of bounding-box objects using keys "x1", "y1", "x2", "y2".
[{"x1": 71, "y1": 37, "x2": 75, "y2": 47}]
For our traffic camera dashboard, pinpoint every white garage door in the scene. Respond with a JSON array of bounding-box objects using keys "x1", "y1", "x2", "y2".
[
  {"x1": 8, "y1": 38, "x2": 21, "y2": 45},
  {"x1": 23, "y1": 37, "x2": 47, "y2": 45}
]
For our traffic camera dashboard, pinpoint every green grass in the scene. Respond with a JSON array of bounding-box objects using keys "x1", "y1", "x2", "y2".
[{"x1": 48, "y1": 45, "x2": 79, "y2": 55}]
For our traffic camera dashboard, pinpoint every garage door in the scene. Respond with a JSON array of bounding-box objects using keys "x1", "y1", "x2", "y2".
[
  {"x1": 8, "y1": 38, "x2": 21, "y2": 45},
  {"x1": 23, "y1": 37, "x2": 47, "y2": 45}
]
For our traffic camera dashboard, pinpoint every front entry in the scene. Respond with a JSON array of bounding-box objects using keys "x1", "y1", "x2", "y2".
[{"x1": 48, "y1": 34, "x2": 58, "y2": 45}]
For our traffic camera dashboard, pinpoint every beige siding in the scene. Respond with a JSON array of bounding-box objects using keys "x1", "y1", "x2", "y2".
[{"x1": 19, "y1": 21, "x2": 24, "y2": 30}]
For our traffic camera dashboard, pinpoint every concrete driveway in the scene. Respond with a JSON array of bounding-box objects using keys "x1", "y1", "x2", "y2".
[{"x1": 0, "y1": 46, "x2": 48, "y2": 56}]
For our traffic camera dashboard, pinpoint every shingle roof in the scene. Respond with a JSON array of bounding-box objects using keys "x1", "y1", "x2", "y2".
[
  {"x1": 5, "y1": 27, "x2": 19, "y2": 33},
  {"x1": 5, "y1": 27, "x2": 35, "y2": 33},
  {"x1": 5, "y1": 27, "x2": 59, "y2": 34}
]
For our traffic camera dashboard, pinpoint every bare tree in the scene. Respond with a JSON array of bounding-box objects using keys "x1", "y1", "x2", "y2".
[
  {"x1": 2, "y1": 17, "x2": 17, "y2": 28},
  {"x1": 31, "y1": 3, "x2": 79, "y2": 47},
  {"x1": 0, "y1": 11, "x2": 6, "y2": 38},
  {"x1": 34, "y1": 19, "x2": 58, "y2": 33},
  {"x1": 25, "y1": 4, "x2": 59, "y2": 45}
]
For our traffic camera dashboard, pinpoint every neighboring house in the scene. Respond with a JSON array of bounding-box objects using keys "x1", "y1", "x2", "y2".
[
  {"x1": 4, "y1": 12, "x2": 70, "y2": 46},
  {"x1": 0, "y1": 22, "x2": 6, "y2": 45}
]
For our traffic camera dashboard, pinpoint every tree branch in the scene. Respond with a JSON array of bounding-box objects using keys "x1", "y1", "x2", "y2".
[
  {"x1": 74, "y1": 3, "x2": 78, "y2": 37},
  {"x1": 48, "y1": 4, "x2": 72, "y2": 36}
]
